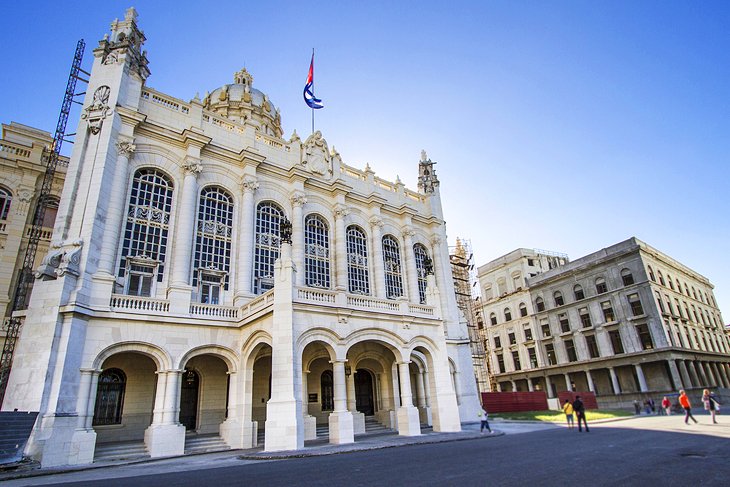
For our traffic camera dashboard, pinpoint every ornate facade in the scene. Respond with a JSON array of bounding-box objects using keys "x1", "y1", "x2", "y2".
[{"x1": 2, "y1": 8, "x2": 479, "y2": 467}]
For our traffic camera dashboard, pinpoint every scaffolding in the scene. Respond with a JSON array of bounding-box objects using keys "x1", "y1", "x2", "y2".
[
  {"x1": 0, "y1": 40, "x2": 87, "y2": 406},
  {"x1": 449, "y1": 238, "x2": 495, "y2": 393}
]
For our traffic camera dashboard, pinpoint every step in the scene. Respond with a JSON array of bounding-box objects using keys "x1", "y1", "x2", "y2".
[
  {"x1": 0, "y1": 412, "x2": 38, "y2": 465},
  {"x1": 184, "y1": 434, "x2": 230, "y2": 454},
  {"x1": 94, "y1": 441, "x2": 149, "y2": 462}
]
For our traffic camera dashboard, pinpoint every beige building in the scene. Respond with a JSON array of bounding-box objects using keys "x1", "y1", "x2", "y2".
[
  {"x1": 0, "y1": 123, "x2": 68, "y2": 348},
  {"x1": 1, "y1": 8, "x2": 479, "y2": 467},
  {"x1": 478, "y1": 238, "x2": 730, "y2": 408}
]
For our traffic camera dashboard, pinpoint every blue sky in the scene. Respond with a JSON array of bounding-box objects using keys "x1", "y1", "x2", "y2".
[{"x1": 1, "y1": 1, "x2": 729, "y2": 318}]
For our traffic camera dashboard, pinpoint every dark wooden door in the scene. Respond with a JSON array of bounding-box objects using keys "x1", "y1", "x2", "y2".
[
  {"x1": 355, "y1": 369, "x2": 374, "y2": 415},
  {"x1": 179, "y1": 369, "x2": 199, "y2": 430}
]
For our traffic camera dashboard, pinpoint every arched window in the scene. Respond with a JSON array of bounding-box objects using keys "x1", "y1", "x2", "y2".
[
  {"x1": 519, "y1": 302, "x2": 527, "y2": 317},
  {"x1": 414, "y1": 243, "x2": 429, "y2": 304},
  {"x1": 657, "y1": 271, "x2": 665, "y2": 286},
  {"x1": 535, "y1": 297, "x2": 545, "y2": 312},
  {"x1": 346, "y1": 225, "x2": 369, "y2": 295},
  {"x1": 490, "y1": 312, "x2": 497, "y2": 326},
  {"x1": 620, "y1": 268, "x2": 634, "y2": 286},
  {"x1": 194, "y1": 186, "x2": 233, "y2": 303},
  {"x1": 573, "y1": 284, "x2": 585, "y2": 301},
  {"x1": 647, "y1": 266, "x2": 655, "y2": 282},
  {"x1": 119, "y1": 168, "x2": 174, "y2": 296},
  {"x1": 504, "y1": 307, "x2": 512, "y2": 322},
  {"x1": 553, "y1": 291, "x2": 564, "y2": 307},
  {"x1": 382, "y1": 235, "x2": 403, "y2": 299},
  {"x1": 691, "y1": 287, "x2": 697, "y2": 299},
  {"x1": 93, "y1": 368, "x2": 126, "y2": 426},
  {"x1": 41, "y1": 195, "x2": 60, "y2": 228},
  {"x1": 320, "y1": 370, "x2": 334, "y2": 411},
  {"x1": 0, "y1": 186, "x2": 11, "y2": 220},
  {"x1": 254, "y1": 201, "x2": 285, "y2": 294},
  {"x1": 595, "y1": 277, "x2": 607, "y2": 294},
  {"x1": 304, "y1": 214, "x2": 330, "y2": 288},
  {"x1": 684, "y1": 283, "x2": 690, "y2": 296},
  {"x1": 667, "y1": 275, "x2": 674, "y2": 290},
  {"x1": 676, "y1": 279, "x2": 681, "y2": 293}
]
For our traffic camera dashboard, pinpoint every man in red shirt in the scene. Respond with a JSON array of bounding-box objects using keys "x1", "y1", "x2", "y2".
[{"x1": 679, "y1": 390, "x2": 698, "y2": 424}]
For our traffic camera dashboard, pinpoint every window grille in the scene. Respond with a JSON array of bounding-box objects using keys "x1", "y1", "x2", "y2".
[
  {"x1": 346, "y1": 225, "x2": 370, "y2": 295},
  {"x1": 93, "y1": 368, "x2": 126, "y2": 425},
  {"x1": 304, "y1": 214, "x2": 330, "y2": 288},
  {"x1": 414, "y1": 244, "x2": 429, "y2": 304},
  {"x1": 254, "y1": 201, "x2": 284, "y2": 294},
  {"x1": 193, "y1": 186, "x2": 233, "y2": 297},
  {"x1": 382, "y1": 235, "x2": 403, "y2": 299}
]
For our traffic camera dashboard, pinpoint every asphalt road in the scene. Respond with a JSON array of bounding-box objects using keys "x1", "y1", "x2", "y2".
[{"x1": 7, "y1": 416, "x2": 730, "y2": 486}]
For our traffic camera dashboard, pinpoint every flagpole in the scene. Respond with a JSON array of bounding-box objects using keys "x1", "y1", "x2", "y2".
[{"x1": 311, "y1": 48, "x2": 315, "y2": 135}]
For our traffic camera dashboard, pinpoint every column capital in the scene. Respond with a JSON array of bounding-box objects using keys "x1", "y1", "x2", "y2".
[
  {"x1": 182, "y1": 156, "x2": 203, "y2": 177},
  {"x1": 241, "y1": 175, "x2": 259, "y2": 193},
  {"x1": 333, "y1": 203, "x2": 350, "y2": 219},
  {"x1": 115, "y1": 137, "x2": 136, "y2": 156},
  {"x1": 329, "y1": 359, "x2": 348, "y2": 365},
  {"x1": 290, "y1": 191, "x2": 308, "y2": 208},
  {"x1": 402, "y1": 226, "x2": 416, "y2": 238},
  {"x1": 369, "y1": 216, "x2": 384, "y2": 228},
  {"x1": 430, "y1": 235, "x2": 442, "y2": 246}
]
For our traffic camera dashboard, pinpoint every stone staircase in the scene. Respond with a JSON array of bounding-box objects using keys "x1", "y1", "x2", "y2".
[
  {"x1": 184, "y1": 433, "x2": 230, "y2": 454},
  {"x1": 94, "y1": 440, "x2": 149, "y2": 462},
  {"x1": 363, "y1": 416, "x2": 394, "y2": 435},
  {"x1": 0, "y1": 411, "x2": 38, "y2": 464}
]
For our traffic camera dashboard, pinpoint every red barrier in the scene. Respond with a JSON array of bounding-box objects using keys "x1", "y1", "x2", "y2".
[
  {"x1": 557, "y1": 391, "x2": 598, "y2": 410},
  {"x1": 481, "y1": 391, "x2": 548, "y2": 413}
]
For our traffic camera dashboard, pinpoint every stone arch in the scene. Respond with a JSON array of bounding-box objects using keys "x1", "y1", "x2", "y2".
[
  {"x1": 177, "y1": 344, "x2": 239, "y2": 372},
  {"x1": 241, "y1": 330, "x2": 272, "y2": 368},
  {"x1": 342, "y1": 328, "x2": 405, "y2": 362},
  {"x1": 254, "y1": 184, "x2": 291, "y2": 217},
  {"x1": 298, "y1": 327, "x2": 342, "y2": 358},
  {"x1": 92, "y1": 341, "x2": 172, "y2": 371},
  {"x1": 130, "y1": 145, "x2": 184, "y2": 190}
]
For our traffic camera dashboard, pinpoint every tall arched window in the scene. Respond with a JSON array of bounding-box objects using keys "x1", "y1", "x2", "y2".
[
  {"x1": 254, "y1": 201, "x2": 284, "y2": 294},
  {"x1": 41, "y1": 195, "x2": 60, "y2": 228},
  {"x1": 382, "y1": 235, "x2": 403, "y2": 299},
  {"x1": 553, "y1": 291, "x2": 564, "y2": 306},
  {"x1": 320, "y1": 370, "x2": 334, "y2": 411},
  {"x1": 119, "y1": 168, "x2": 174, "y2": 296},
  {"x1": 620, "y1": 268, "x2": 634, "y2": 286},
  {"x1": 504, "y1": 307, "x2": 512, "y2": 321},
  {"x1": 519, "y1": 302, "x2": 528, "y2": 317},
  {"x1": 535, "y1": 297, "x2": 545, "y2": 312},
  {"x1": 93, "y1": 368, "x2": 126, "y2": 426},
  {"x1": 573, "y1": 284, "x2": 584, "y2": 301},
  {"x1": 595, "y1": 277, "x2": 607, "y2": 294},
  {"x1": 657, "y1": 271, "x2": 665, "y2": 286},
  {"x1": 647, "y1": 266, "x2": 656, "y2": 282},
  {"x1": 194, "y1": 186, "x2": 233, "y2": 303},
  {"x1": 346, "y1": 225, "x2": 369, "y2": 295},
  {"x1": 414, "y1": 243, "x2": 429, "y2": 304},
  {"x1": 0, "y1": 186, "x2": 11, "y2": 220},
  {"x1": 304, "y1": 214, "x2": 330, "y2": 288}
]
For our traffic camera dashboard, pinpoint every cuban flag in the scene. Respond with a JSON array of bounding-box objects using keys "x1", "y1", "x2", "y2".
[{"x1": 303, "y1": 54, "x2": 324, "y2": 109}]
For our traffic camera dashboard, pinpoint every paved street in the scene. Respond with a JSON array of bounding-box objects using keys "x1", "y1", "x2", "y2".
[{"x1": 4, "y1": 415, "x2": 730, "y2": 486}]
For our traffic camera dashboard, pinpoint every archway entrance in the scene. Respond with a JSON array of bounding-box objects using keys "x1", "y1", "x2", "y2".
[
  {"x1": 355, "y1": 369, "x2": 374, "y2": 415},
  {"x1": 179, "y1": 369, "x2": 200, "y2": 430}
]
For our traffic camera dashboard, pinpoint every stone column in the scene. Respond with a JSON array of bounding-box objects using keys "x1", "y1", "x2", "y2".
[
  {"x1": 396, "y1": 362, "x2": 421, "y2": 436},
  {"x1": 328, "y1": 359, "x2": 354, "y2": 444},
  {"x1": 97, "y1": 138, "x2": 135, "y2": 276},
  {"x1": 585, "y1": 370, "x2": 596, "y2": 393},
  {"x1": 711, "y1": 362, "x2": 728, "y2": 388},
  {"x1": 703, "y1": 362, "x2": 717, "y2": 387},
  {"x1": 347, "y1": 370, "x2": 365, "y2": 434},
  {"x1": 608, "y1": 367, "x2": 621, "y2": 394},
  {"x1": 144, "y1": 369, "x2": 185, "y2": 458},
  {"x1": 527, "y1": 379, "x2": 534, "y2": 392},
  {"x1": 415, "y1": 369, "x2": 431, "y2": 425},
  {"x1": 333, "y1": 204, "x2": 349, "y2": 291},
  {"x1": 67, "y1": 368, "x2": 99, "y2": 465},
  {"x1": 564, "y1": 373, "x2": 572, "y2": 392},
  {"x1": 634, "y1": 364, "x2": 648, "y2": 392},
  {"x1": 369, "y1": 216, "x2": 385, "y2": 298},
  {"x1": 83, "y1": 371, "x2": 100, "y2": 430},
  {"x1": 235, "y1": 176, "x2": 258, "y2": 301},
  {"x1": 511, "y1": 380, "x2": 518, "y2": 392},
  {"x1": 545, "y1": 376, "x2": 554, "y2": 398},
  {"x1": 290, "y1": 191, "x2": 307, "y2": 287},
  {"x1": 678, "y1": 360, "x2": 692, "y2": 388},
  {"x1": 687, "y1": 361, "x2": 700, "y2": 387},
  {"x1": 302, "y1": 370, "x2": 317, "y2": 440},
  {"x1": 402, "y1": 226, "x2": 418, "y2": 302},
  {"x1": 667, "y1": 360, "x2": 684, "y2": 390}
]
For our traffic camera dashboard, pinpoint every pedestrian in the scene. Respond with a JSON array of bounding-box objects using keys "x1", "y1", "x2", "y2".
[
  {"x1": 478, "y1": 406, "x2": 492, "y2": 433},
  {"x1": 679, "y1": 389, "x2": 698, "y2": 425},
  {"x1": 702, "y1": 389, "x2": 721, "y2": 424},
  {"x1": 643, "y1": 399, "x2": 651, "y2": 415},
  {"x1": 633, "y1": 399, "x2": 641, "y2": 415},
  {"x1": 573, "y1": 395, "x2": 589, "y2": 432},
  {"x1": 562, "y1": 399, "x2": 575, "y2": 430},
  {"x1": 661, "y1": 396, "x2": 671, "y2": 416},
  {"x1": 648, "y1": 398, "x2": 656, "y2": 414}
]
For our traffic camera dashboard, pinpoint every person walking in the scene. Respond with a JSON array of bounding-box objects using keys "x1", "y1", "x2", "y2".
[
  {"x1": 573, "y1": 395, "x2": 589, "y2": 432},
  {"x1": 679, "y1": 389, "x2": 698, "y2": 424},
  {"x1": 702, "y1": 389, "x2": 720, "y2": 424},
  {"x1": 562, "y1": 399, "x2": 575, "y2": 429},
  {"x1": 633, "y1": 399, "x2": 641, "y2": 415},
  {"x1": 661, "y1": 396, "x2": 671, "y2": 416},
  {"x1": 478, "y1": 406, "x2": 492, "y2": 433}
]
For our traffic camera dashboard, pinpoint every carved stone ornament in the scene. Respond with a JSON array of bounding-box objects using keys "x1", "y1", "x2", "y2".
[
  {"x1": 431, "y1": 235, "x2": 442, "y2": 246},
  {"x1": 402, "y1": 226, "x2": 416, "y2": 238},
  {"x1": 81, "y1": 85, "x2": 111, "y2": 135},
  {"x1": 115, "y1": 138, "x2": 136, "y2": 157},
  {"x1": 103, "y1": 51, "x2": 120, "y2": 65},
  {"x1": 240, "y1": 176, "x2": 259, "y2": 193},
  {"x1": 35, "y1": 239, "x2": 84, "y2": 280},
  {"x1": 290, "y1": 191, "x2": 308, "y2": 208},
  {"x1": 333, "y1": 204, "x2": 350, "y2": 219},
  {"x1": 182, "y1": 157, "x2": 203, "y2": 176},
  {"x1": 301, "y1": 131, "x2": 332, "y2": 179},
  {"x1": 369, "y1": 216, "x2": 384, "y2": 228},
  {"x1": 17, "y1": 187, "x2": 33, "y2": 203}
]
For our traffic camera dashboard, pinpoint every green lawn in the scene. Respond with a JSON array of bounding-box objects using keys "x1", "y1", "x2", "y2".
[{"x1": 491, "y1": 410, "x2": 634, "y2": 422}]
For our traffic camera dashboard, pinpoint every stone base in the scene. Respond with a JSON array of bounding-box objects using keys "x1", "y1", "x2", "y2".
[
  {"x1": 352, "y1": 411, "x2": 365, "y2": 434},
  {"x1": 27, "y1": 415, "x2": 97, "y2": 468},
  {"x1": 90, "y1": 272, "x2": 116, "y2": 309},
  {"x1": 328, "y1": 411, "x2": 354, "y2": 445},
  {"x1": 167, "y1": 285, "x2": 193, "y2": 314},
  {"x1": 396, "y1": 406, "x2": 421, "y2": 436},
  {"x1": 304, "y1": 415, "x2": 317, "y2": 440},
  {"x1": 144, "y1": 423, "x2": 186, "y2": 458},
  {"x1": 419, "y1": 406, "x2": 432, "y2": 426},
  {"x1": 220, "y1": 418, "x2": 258, "y2": 449},
  {"x1": 265, "y1": 400, "x2": 303, "y2": 451}
]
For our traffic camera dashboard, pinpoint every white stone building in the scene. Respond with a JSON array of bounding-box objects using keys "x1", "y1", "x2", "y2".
[
  {"x1": 1, "y1": 8, "x2": 479, "y2": 467},
  {"x1": 478, "y1": 238, "x2": 730, "y2": 407}
]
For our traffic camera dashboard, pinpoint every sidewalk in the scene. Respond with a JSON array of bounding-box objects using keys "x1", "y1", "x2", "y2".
[{"x1": 0, "y1": 423, "x2": 504, "y2": 482}]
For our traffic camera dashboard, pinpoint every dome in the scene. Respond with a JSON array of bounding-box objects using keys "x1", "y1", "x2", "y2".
[{"x1": 203, "y1": 68, "x2": 283, "y2": 138}]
